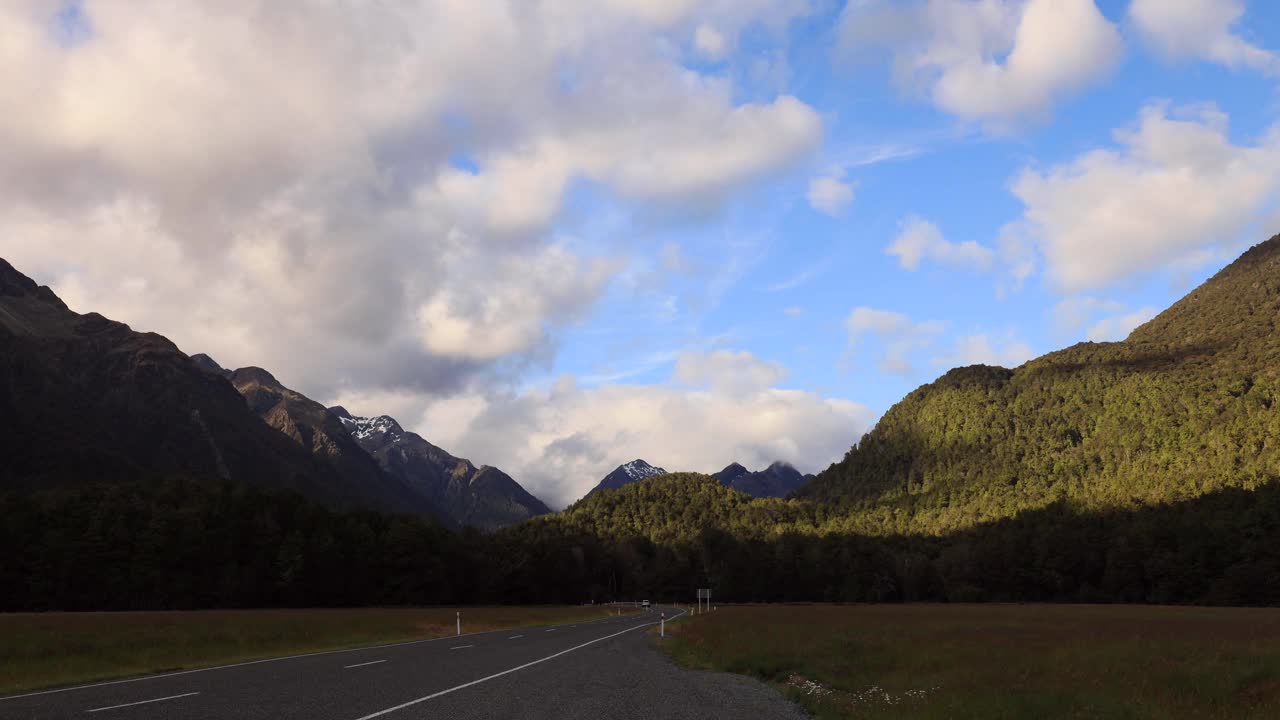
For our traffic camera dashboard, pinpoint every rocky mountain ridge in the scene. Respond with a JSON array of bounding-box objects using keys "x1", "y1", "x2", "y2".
[{"x1": 329, "y1": 406, "x2": 552, "y2": 529}]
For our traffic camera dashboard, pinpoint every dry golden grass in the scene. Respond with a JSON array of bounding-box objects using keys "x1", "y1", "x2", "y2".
[
  {"x1": 661, "y1": 603, "x2": 1280, "y2": 719},
  {"x1": 0, "y1": 605, "x2": 636, "y2": 695}
]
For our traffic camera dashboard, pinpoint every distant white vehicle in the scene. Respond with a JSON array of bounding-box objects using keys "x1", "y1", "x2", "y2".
[{"x1": 642, "y1": 600, "x2": 650, "y2": 609}]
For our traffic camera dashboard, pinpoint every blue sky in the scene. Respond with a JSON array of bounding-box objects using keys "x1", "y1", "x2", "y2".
[
  {"x1": 7, "y1": 0, "x2": 1280, "y2": 505},
  {"x1": 542, "y1": 0, "x2": 1280, "y2": 413}
]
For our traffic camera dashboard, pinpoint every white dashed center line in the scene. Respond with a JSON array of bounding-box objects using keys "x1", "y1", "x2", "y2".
[
  {"x1": 86, "y1": 692, "x2": 199, "y2": 713},
  {"x1": 449, "y1": 645, "x2": 474, "y2": 650},
  {"x1": 351, "y1": 614, "x2": 679, "y2": 720},
  {"x1": 344, "y1": 660, "x2": 387, "y2": 669}
]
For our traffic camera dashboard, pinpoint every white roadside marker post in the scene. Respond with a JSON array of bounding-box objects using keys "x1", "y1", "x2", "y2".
[
  {"x1": 661, "y1": 612, "x2": 665, "y2": 638},
  {"x1": 456, "y1": 611, "x2": 461, "y2": 637}
]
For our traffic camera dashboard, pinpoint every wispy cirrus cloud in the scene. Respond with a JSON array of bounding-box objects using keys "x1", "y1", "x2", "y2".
[{"x1": 765, "y1": 256, "x2": 834, "y2": 291}]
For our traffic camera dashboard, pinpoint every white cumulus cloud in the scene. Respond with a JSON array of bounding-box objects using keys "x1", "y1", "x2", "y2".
[
  {"x1": 694, "y1": 23, "x2": 729, "y2": 59},
  {"x1": 839, "y1": 0, "x2": 1122, "y2": 124},
  {"x1": 1003, "y1": 102, "x2": 1280, "y2": 291},
  {"x1": 807, "y1": 174, "x2": 855, "y2": 216},
  {"x1": 886, "y1": 215, "x2": 994, "y2": 271},
  {"x1": 1130, "y1": 0, "x2": 1280, "y2": 75},
  {"x1": 0, "y1": 0, "x2": 823, "y2": 402},
  {"x1": 415, "y1": 246, "x2": 618, "y2": 361}
]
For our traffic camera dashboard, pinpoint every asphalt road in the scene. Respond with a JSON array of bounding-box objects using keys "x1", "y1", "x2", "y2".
[{"x1": 0, "y1": 607, "x2": 804, "y2": 720}]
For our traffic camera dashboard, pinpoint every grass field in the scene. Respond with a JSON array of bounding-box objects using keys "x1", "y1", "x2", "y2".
[
  {"x1": 659, "y1": 604, "x2": 1280, "y2": 719},
  {"x1": 0, "y1": 605, "x2": 637, "y2": 695}
]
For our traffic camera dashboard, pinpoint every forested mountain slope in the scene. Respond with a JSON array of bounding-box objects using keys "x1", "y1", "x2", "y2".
[
  {"x1": 801, "y1": 234, "x2": 1280, "y2": 534},
  {"x1": 552, "y1": 472, "x2": 810, "y2": 544}
]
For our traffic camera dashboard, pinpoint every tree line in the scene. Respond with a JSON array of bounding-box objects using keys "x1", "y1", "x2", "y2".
[{"x1": 4, "y1": 472, "x2": 1279, "y2": 611}]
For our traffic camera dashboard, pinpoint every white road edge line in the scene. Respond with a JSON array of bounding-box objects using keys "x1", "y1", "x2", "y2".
[
  {"x1": 85, "y1": 692, "x2": 199, "y2": 713},
  {"x1": 508, "y1": 635, "x2": 523, "y2": 639},
  {"x1": 449, "y1": 645, "x2": 474, "y2": 650},
  {"x1": 1, "y1": 613, "x2": 623, "y2": 701},
  {"x1": 352, "y1": 610, "x2": 685, "y2": 720},
  {"x1": 344, "y1": 660, "x2": 387, "y2": 669}
]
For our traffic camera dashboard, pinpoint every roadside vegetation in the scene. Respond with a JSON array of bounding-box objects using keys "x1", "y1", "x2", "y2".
[
  {"x1": 660, "y1": 604, "x2": 1280, "y2": 719},
  {"x1": 0, "y1": 605, "x2": 634, "y2": 695}
]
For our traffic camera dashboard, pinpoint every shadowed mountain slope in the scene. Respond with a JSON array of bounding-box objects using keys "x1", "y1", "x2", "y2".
[
  {"x1": 0, "y1": 258, "x2": 426, "y2": 516},
  {"x1": 330, "y1": 407, "x2": 551, "y2": 529},
  {"x1": 712, "y1": 461, "x2": 814, "y2": 498},
  {"x1": 217, "y1": 365, "x2": 438, "y2": 519}
]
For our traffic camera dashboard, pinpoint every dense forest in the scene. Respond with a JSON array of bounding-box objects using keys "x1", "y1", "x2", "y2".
[{"x1": 5, "y1": 471, "x2": 1279, "y2": 610}]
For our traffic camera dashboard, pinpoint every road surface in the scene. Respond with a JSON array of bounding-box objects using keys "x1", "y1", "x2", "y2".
[{"x1": 0, "y1": 607, "x2": 804, "y2": 719}]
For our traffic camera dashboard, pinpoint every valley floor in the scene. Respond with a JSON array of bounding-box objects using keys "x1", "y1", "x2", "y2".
[
  {"x1": 659, "y1": 603, "x2": 1280, "y2": 720},
  {"x1": 0, "y1": 605, "x2": 639, "y2": 696}
]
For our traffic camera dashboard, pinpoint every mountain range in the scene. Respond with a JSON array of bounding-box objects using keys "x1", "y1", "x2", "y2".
[
  {"x1": 0, "y1": 258, "x2": 549, "y2": 529},
  {"x1": 8, "y1": 234, "x2": 1280, "y2": 609},
  {"x1": 581, "y1": 459, "x2": 816, "y2": 501},
  {"x1": 712, "y1": 461, "x2": 814, "y2": 498},
  {"x1": 11, "y1": 231, "x2": 1280, "y2": 535}
]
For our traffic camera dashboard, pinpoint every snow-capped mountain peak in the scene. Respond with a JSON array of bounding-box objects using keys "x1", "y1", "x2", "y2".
[
  {"x1": 620, "y1": 459, "x2": 664, "y2": 481},
  {"x1": 336, "y1": 413, "x2": 402, "y2": 442},
  {"x1": 584, "y1": 459, "x2": 668, "y2": 499}
]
